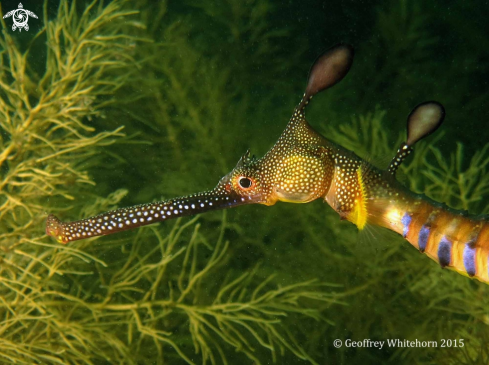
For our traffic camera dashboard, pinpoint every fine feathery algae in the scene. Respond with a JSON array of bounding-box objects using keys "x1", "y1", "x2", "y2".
[
  {"x1": 0, "y1": 0, "x2": 137, "y2": 362},
  {"x1": 0, "y1": 1, "x2": 346, "y2": 364}
]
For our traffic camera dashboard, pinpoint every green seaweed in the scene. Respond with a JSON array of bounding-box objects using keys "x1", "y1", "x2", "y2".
[{"x1": 0, "y1": 1, "x2": 344, "y2": 363}]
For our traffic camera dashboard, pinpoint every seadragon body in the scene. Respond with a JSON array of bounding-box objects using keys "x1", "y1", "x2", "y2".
[{"x1": 47, "y1": 45, "x2": 489, "y2": 284}]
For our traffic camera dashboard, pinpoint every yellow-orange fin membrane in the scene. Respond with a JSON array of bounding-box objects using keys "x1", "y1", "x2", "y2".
[{"x1": 347, "y1": 164, "x2": 369, "y2": 230}]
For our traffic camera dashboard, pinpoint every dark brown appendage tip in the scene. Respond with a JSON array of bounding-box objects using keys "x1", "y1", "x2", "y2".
[
  {"x1": 406, "y1": 101, "x2": 445, "y2": 146},
  {"x1": 304, "y1": 44, "x2": 354, "y2": 100}
]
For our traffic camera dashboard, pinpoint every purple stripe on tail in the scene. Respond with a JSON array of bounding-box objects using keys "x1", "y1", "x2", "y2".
[
  {"x1": 401, "y1": 212, "x2": 412, "y2": 238},
  {"x1": 463, "y1": 242, "x2": 476, "y2": 277},
  {"x1": 438, "y1": 236, "x2": 452, "y2": 268},
  {"x1": 418, "y1": 226, "x2": 430, "y2": 252}
]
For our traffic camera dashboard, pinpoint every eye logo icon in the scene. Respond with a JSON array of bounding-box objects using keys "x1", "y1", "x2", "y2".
[{"x1": 3, "y1": 3, "x2": 38, "y2": 32}]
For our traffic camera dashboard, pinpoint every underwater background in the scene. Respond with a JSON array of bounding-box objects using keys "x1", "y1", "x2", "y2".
[{"x1": 0, "y1": 0, "x2": 489, "y2": 364}]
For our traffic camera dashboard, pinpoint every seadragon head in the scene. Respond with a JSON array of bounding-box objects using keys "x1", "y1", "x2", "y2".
[{"x1": 46, "y1": 150, "x2": 268, "y2": 244}]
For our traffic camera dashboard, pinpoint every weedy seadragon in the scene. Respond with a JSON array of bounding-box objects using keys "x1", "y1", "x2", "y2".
[{"x1": 47, "y1": 44, "x2": 489, "y2": 284}]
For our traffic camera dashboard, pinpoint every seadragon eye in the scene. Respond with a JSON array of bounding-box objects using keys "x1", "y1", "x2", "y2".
[{"x1": 238, "y1": 176, "x2": 254, "y2": 190}]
